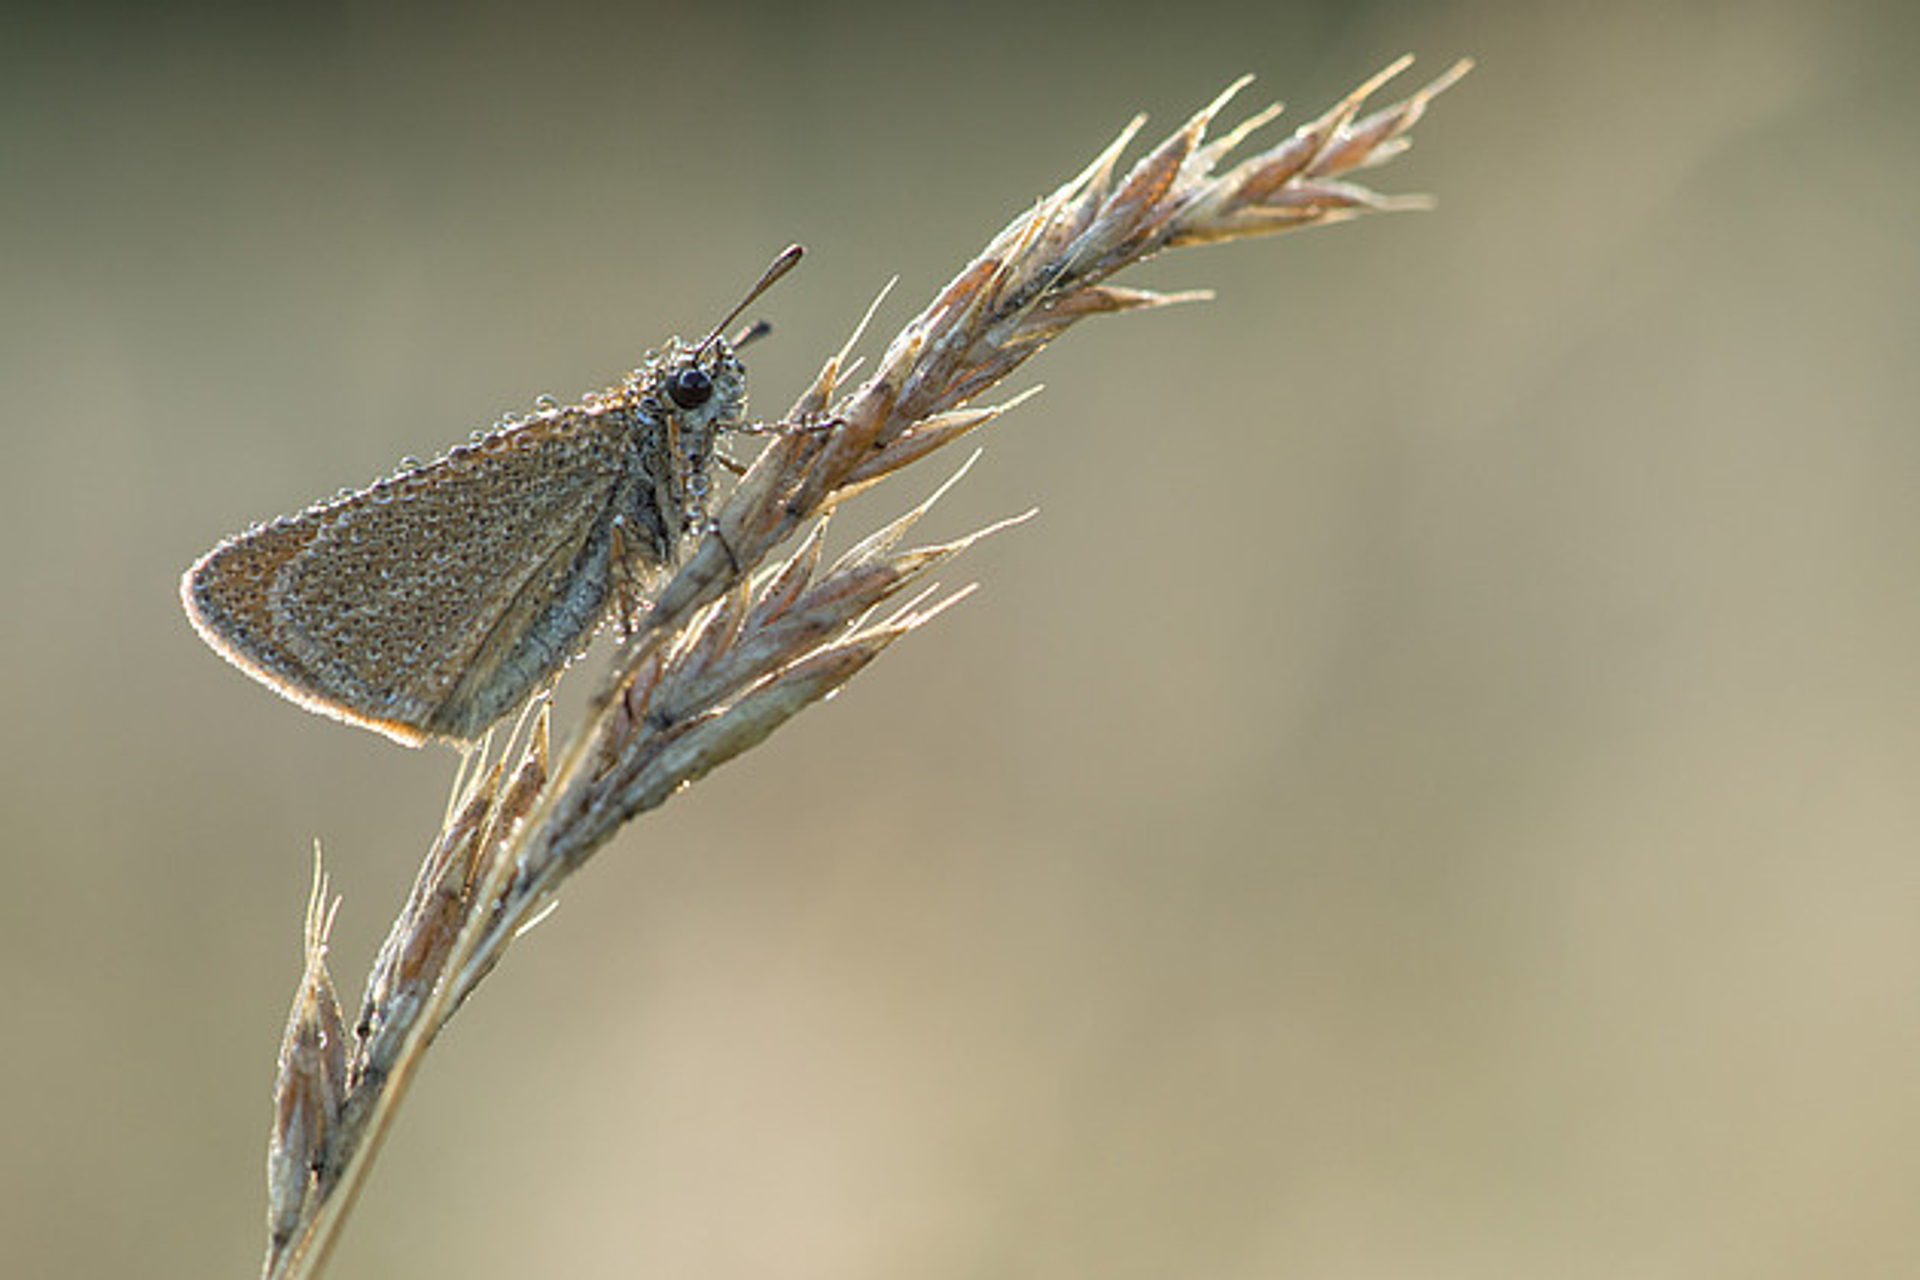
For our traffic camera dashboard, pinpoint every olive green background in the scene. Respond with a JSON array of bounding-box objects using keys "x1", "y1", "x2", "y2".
[{"x1": 5, "y1": 1, "x2": 1917, "y2": 1276}]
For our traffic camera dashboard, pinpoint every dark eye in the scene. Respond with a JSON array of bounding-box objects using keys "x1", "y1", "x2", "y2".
[{"x1": 667, "y1": 367, "x2": 713, "y2": 410}]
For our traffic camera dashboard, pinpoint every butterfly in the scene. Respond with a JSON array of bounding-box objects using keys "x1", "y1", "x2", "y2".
[{"x1": 182, "y1": 247, "x2": 805, "y2": 746}]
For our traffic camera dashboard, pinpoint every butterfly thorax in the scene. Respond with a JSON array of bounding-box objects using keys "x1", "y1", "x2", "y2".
[{"x1": 611, "y1": 335, "x2": 749, "y2": 558}]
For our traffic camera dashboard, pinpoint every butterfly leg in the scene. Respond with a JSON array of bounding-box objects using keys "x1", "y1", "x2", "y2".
[
  {"x1": 607, "y1": 519, "x2": 654, "y2": 640},
  {"x1": 731, "y1": 411, "x2": 841, "y2": 438},
  {"x1": 704, "y1": 519, "x2": 742, "y2": 575}
]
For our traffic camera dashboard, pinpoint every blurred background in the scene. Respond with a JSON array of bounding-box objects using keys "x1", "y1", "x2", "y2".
[{"x1": 5, "y1": 1, "x2": 1918, "y2": 1276}]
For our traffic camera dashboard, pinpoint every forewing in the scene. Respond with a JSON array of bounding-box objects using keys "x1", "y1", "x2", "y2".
[
  {"x1": 274, "y1": 411, "x2": 632, "y2": 736},
  {"x1": 183, "y1": 410, "x2": 633, "y2": 744}
]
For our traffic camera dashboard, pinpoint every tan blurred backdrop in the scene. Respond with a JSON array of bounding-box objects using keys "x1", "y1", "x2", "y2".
[{"x1": 5, "y1": 1, "x2": 1918, "y2": 1276}]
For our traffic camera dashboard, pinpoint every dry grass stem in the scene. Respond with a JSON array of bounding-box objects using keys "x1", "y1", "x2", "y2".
[{"x1": 260, "y1": 55, "x2": 1470, "y2": 1279}]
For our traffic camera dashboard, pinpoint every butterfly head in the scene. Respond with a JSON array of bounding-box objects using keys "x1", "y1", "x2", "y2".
[{"x1": 651, "y1": 336, "x2": 749, "y2": 435}]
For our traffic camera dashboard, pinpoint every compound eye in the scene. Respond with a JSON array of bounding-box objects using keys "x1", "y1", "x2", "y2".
[{"x1": 667, "y1": 367, "x2": 714, "y2": 410}]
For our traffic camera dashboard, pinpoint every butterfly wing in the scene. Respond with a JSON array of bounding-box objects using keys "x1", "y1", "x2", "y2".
[{"x1": 184, "y1": 411, "x2": 635, "y2": 745}]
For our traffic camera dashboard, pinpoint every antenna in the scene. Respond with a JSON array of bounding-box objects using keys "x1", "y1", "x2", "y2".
[
  {"x1": 732, "y1": 319, "x2": 774, "y2": 350},
  {"x1": 697, "y1": 244, "x2": 803, "y2": 359}
]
